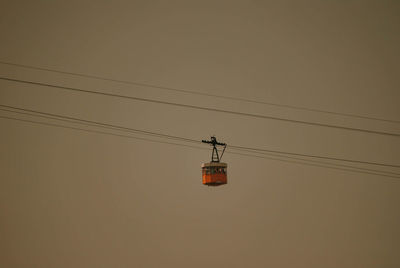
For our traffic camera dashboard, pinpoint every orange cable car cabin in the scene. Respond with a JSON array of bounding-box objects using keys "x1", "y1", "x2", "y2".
[{"x1": 201, "y1": 136, "x2": 227, "y2": 186}]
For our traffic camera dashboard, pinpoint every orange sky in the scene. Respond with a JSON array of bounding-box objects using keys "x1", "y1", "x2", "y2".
[{"x1": 1, "y1": 1, "x2": 399, "y2": 267}]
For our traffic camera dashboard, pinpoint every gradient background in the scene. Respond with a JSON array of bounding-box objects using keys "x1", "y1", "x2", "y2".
[{"x1": 1, "y1": 1, "x2": 400, "y2": 267}]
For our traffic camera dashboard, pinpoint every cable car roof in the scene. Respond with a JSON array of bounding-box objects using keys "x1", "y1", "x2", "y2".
[{"x1": 201, "y1": 162, "x2": 227, "y2": 168}]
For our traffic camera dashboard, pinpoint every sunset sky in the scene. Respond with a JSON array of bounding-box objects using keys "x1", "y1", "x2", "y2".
[{"x1": 1, "y1": 1, "x2": 399, "y2": 267}]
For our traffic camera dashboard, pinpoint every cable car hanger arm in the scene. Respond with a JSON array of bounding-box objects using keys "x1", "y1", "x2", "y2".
[{"x1": 202, "y1": 136, "x2": 226, "y2": 162}]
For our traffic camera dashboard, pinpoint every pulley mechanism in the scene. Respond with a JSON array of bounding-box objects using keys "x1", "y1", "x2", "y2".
[{"x1": 201, "y1": 136, "x2": 226, "y2": 162}]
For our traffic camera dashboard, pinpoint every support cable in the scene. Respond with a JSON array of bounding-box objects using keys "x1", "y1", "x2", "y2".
[
  {"x1": 1, "y1": 76, "x2": 399, "y2": 138},
  {"x1": 1, "y1": 60, "x2": 398, "y2": 124},
  {"x1": 0, "y1": 103, "x2": 399, "y2": 169},
  {"x1": 0, "y1": 114, "x2": 399, "y2": 179}
]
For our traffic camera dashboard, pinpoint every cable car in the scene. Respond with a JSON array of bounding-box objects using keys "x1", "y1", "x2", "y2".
[{"x1": 201, "y1": 136, "x2": 227, "y2": 186}]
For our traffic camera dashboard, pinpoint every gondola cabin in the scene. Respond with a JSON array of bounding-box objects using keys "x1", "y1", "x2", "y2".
[
  {"x1": 201, "y1": 136, "x2": 228, "y2": 186},
  {"x1": 202, "y1": 162, "x2": 227, "y2": 186}
]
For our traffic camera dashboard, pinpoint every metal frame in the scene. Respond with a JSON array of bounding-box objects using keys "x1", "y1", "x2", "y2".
[{"x1": 201, "y1": 136, "x2": 227, "y2": 162}]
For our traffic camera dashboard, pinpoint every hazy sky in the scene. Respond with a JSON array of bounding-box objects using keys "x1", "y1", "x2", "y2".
[{"x1": 1, "y1": 1, "x2": 400, "y2": 267}]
